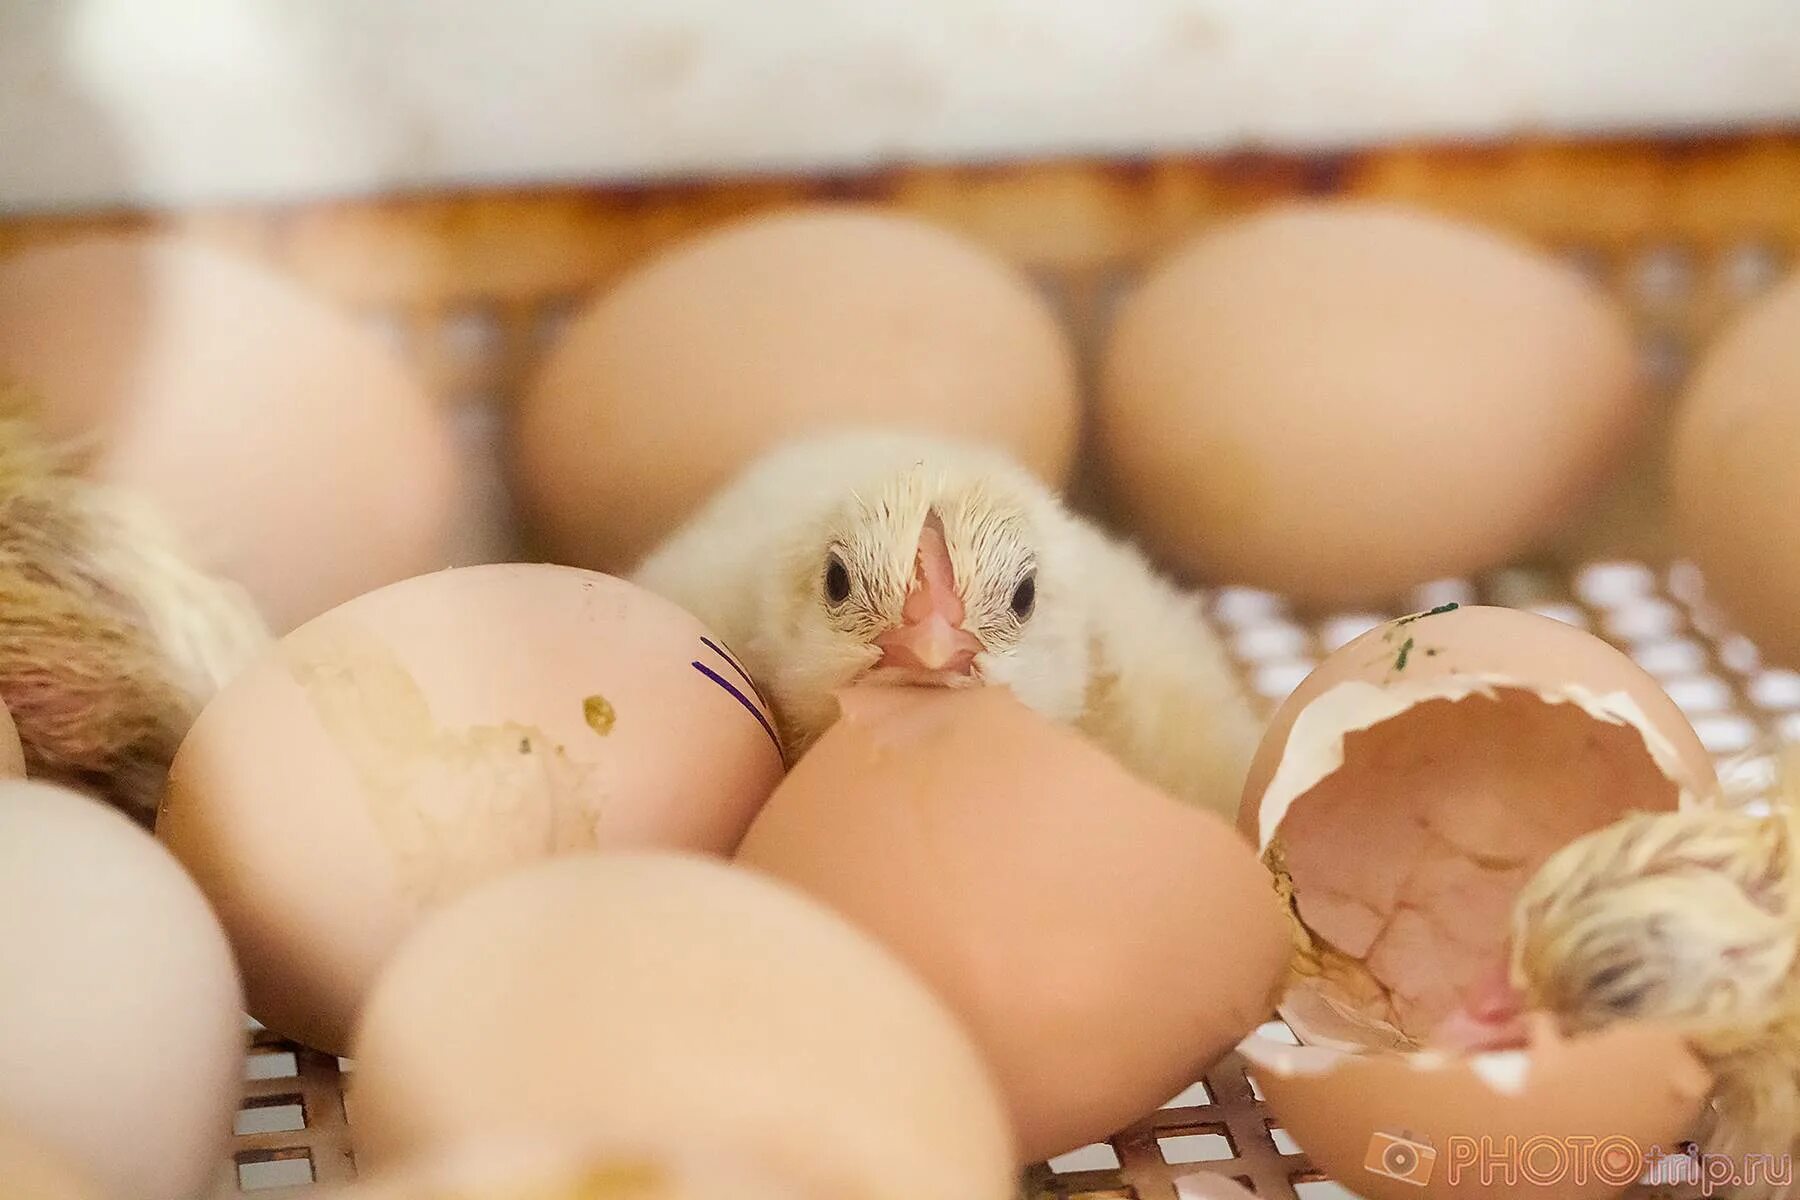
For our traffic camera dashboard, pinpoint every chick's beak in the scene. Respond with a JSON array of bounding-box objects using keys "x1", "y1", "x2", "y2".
[{"x1": 873, "y1": 513, "x2": 981, "y2": 677}]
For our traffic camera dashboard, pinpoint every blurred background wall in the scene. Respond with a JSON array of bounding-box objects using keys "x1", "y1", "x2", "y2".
[{"x1": 3, "y1": 0, "x2": 1800, "y2": 214}]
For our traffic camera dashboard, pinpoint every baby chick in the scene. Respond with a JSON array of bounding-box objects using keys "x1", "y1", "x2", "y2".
[
  {"x1": 632, "y1": 430, "x2": 1262, "y2": 817},
  {"x1": 0, "y1": 397, "x2": 267, "y2": 823},
  {"x1": 1508, "y1": 785, "x2": 1800, "y2": 1196}
]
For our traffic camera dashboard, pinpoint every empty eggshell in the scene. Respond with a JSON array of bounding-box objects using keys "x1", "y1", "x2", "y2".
[
  {"x1": 1, "y1": 698, "x2": 21, "y2": 777},
  {"x1": 0, "y1": 781, "x2": 243, "y2": 1200},
  {"x1": 0, "y1": 235, "x2": 458, "y2": 631},
  {"x1": 1238, "y1": 604, "x2": 1715, "y2": 1051},
  {"x1": 1097, "y1": 203, "x2": 1643, "y2": 606},
  {"x1": 735, "y1": 685, "x2": 1291, "y2": 1163},
  {"x1": 1243, "y1": 1023, "x2": 1710, "y2": 1200},
  {"x1": 311, "y1": 1141, "x2": 808, "y2": 1200},
  {"x1": 349, "y1": 853, "x2": 1015, "y2": 1200},
  {"x1": 513, "y1": 205, "x2": 1079, "y2": 571},
  {"x1": 1673, "y1": 270, "x2": 1800, "y2": 666},
  {"x1": 158, "y1": 563, "x2": 785, "y2": 1054}
]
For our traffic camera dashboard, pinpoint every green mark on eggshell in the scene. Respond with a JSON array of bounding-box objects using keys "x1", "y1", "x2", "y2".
[
  {"x1": 1394, "y1": 637, "x2": 1415, "y2": 671},
  {"x1": 584, "y1": 694, "x2": 616, "y2": 735}
]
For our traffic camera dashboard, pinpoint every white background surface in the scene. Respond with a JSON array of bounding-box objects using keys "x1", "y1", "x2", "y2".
[{"x1": 2, "y1": 0, "x2": 1799, "y2": 212}]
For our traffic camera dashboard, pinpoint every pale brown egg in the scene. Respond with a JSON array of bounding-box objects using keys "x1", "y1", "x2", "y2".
[
  {"x1": 513, "y1": 205, "x2": 1079, "y2": 572},
  {"x1": 159, "y1": 563, "x2": 785, "y2": 1054},
  {"x1": 311, "y1": 1140, "x2": 807, "y2": 1200},
  {"x1": 0, "y1": 1119, "x2": 104, "y2": 1200},
  {"x1": 1243, "y1": 1021, "x2": 1710, "y2": 1200},
  {"x1": 1098, "y1": 203, "x2": 1643, "y2": 607},
  {"x1": 1673, "y1": 270, "x2": 1800, "y2": 666},
  {"x1": 735, "y1": 685, "x2": 1290, "y2": 1164},
  {"x1": 349, "y1": 853, "x2": 1015, "y2": 1200},
  {"x1": 0, "y1": 697, "x2": 22, "y2": 777},
  {"x1": 0, "y1": 781, "x2": 243, "y2": 1200},
  {"x1": 1238, "y1": 604, "x2": 1715, "y2": 1050},
  {"x1": 0, "y1": 235, "x2": 457, "y2": 631}
]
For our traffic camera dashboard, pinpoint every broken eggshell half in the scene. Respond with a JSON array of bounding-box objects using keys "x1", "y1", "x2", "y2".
[
  {"x1": 1235, "y1": 605, "x2": 1719, "y2": 1197},
  {"x1": 1242, "y1": 1019, "x2": 1711, "y2": 1200},
  {"x1": 1238, "y1": 604, "x2": 1716, "y2": 1050}
]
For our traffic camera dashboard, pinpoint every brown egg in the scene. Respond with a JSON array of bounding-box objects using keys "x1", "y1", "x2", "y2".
[
  {"x1": 0, "y1": 781, "x2": 243, "y2": 1200},
  {"x1": 1243, "y1": 1022, "x2": 1710, "y2": 1200},
  {"x1": 1238, "y1": 604, "x2": 1715, "y2": 1050},
  {"x1": 159, "y1": 563, "x2": 784, "y2": 1054},
  {"x1": 350, "y1": 853, "x2": 1015, "y2": 1200},
  {"x1": 1097, "y1": 203, "x2": 1642, "y2": 606},
  {"x1": 513, "y1": 206, "x2": 1079, "y2": 572},
  {"x1": 0, "y1": 1120, "x2": 104, "y2": 1200},
  {"x1": 0, "y1": 698, "x2": 22, "y2": 777},
  {"x1": 0, "y1": 235, "x2": 457, "y2": 631},
  {"x1": 1673, "y1": 270, "x2": 1800, "y2": 666},
  {"x1": 735, "y1": 685, "x2": 1290, "y2": 1163},
  {"x1": 312, "y1": 1141, "x2": 808, "y2": 1200}
]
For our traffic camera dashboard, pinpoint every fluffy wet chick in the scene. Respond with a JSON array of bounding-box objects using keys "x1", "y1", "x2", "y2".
[{"x1": 0, "y1": 398, "x2": 267, "y2": 822}]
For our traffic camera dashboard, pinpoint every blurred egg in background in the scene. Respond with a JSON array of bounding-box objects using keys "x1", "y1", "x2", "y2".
[{"x1": 0, "y1": 235, "x2": 459, "y2": 632}]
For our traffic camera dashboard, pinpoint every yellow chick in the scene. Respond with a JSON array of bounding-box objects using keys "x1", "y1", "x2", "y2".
[
  {"x1": 1505, "y1": 745, "x2": 1800, "y2": 1197},
  {"x1": 632, "y1": 430, "x2": 1262, "y2": 817},
  {"x1": 0, "y1": 398, "x2": 266, "y2": 822}
]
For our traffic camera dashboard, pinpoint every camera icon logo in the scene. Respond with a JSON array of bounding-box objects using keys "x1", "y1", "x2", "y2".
[{"x1": 1366, "y1": 1130, "x2": 1438, "y2": 1187}]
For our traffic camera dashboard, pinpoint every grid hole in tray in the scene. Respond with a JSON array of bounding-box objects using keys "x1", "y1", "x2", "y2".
[
  {"x1": 1048, "y1": 1144, "x2": 1123, "y2": 1174},
  {"x1": 1723, "y1": 242, "x2": 1785, "y2": 296},
  {"x1": 1160, "y1": 1127, "x2": 1238, "y2": 1164},
  {"x1": 1174, "y1": 1174, "x2": 1259, "y2": 1198},
  {"x1": 1292, "y1": 1182, "x2": 1361, "y2": 1199},
  {"x1": 244, "y1": 1050, "x2": 298, "y2": 1081},
  {"x1": 1163, "y1": 1079, "x2": 1214, "y2": 1109},
  {"x1": 1751, "y1": 670, "x2": 1800, "y2": 710},
  {"x1": 1631, "y1": 244, "x2": 1694, "y2": 306},
  {"x1": 237, "y1": 1150, "x2": 314, "y2": 1190},
  {"x1": 234, "y1": 1094, "x2": 306, "y2": 1136},
  {"x1": 1269, "y1": 1124, "x2": 1302, "y2": 1156}
]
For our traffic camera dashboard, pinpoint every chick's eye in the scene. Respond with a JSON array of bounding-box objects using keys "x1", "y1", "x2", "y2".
[
  {"x1": 824, "y1": 554, "x2": 852, "y2": 606},
  {"x1": 1010, "y1": 571, "x2": 1036, "y2": 620}
]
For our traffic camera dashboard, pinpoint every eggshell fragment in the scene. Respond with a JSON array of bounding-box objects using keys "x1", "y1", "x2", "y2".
[
  {"x1": 0, "y1": 698, "x2": 22, "y2": 777},
  {"x1": 1243, "y1": 1023, "x2": 1710, "y2": 1200},
  {"x1": 0, "y1": 781, "x2": 243, "y2": 1200},
  {"x1": 736, "y1": 685, "x2": 1291, "y2": 1163},
  {"x1": 350, "y1": 853, "x2": 1015, "y2": 1200},
  {"x1": 1673, "y1": 270, "x2": 1800, "y2": 666},
  {"x1": 1239, "y1": 605, "x2": 1715, "y2": 1050},
  {"x1": 158, "y1": 563, "x2": 784, "y2": 1054},
  {"x1": 514, "y1": 206, "x2": 1079, "y2": 571},
  {"x1": 311, "y1": 1141, "x2": 808, "y2": 1200},
  {"x1": 0, "y1": 235, "x2": 457, "y2": 631},
  {"x1": 1098, "y1": 203, "x2": 1643, "y2": 606}
]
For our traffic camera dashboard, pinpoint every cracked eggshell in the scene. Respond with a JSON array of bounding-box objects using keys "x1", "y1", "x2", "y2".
[
  {"x1": 158, "y1": 563, "x2": 784, "y2": 1055},
  {"x1": 1243, "y1": 1024, "x2": 1710, "y2": 1200},
  {"x1": 1237, "y1": 605, "x2": 1715, "y2": 1050},
  {"x1": 348, "y1": 854, "x2": 1015, "y2": 1200},
  {"x1": 736, "y1": 685, "x2": 1291, "y2": 1164}
]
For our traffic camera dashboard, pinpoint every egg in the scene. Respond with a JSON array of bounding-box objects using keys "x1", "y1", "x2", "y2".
[
  {"x1": 312, "y1": 1142, "x2": 807, "y2": 1200},
  {"x1": 1239, "y1": 604, "x2": 1714, "y2": 1050},
  {"x1": 1, "y1": 698, "x2": 22, "y2": 777},
  {"x1": 0, "y1": 1120, "x2": 104, "y2": 1200},
  {"x1": 1673, "y1": 270, "x2": 1800, "y2": 666},
  {"x1": 349, "y1": 853, "x2": 1015, "y2": 1200},
  {"x1": 513, "y1": 205, "x2": 1079, "y2": 572},
  {"x1": 0, "y1": 235, "x2": 458, "y2": 631},
  {"x1": 735, "y1": 685, "x2": 1290, "y2": 1163},
  {"x1": 1097, "y1": 203, "x2": 1643, "y2": 606},
  {"x1": 1242, "y1": 1022, "x2": 1710, "y2": 1200},
  {"x1": 158, "y1": 562, "x2": 785, "y2": 1054},
  {"x1": 0, "y1": 781, "x2": 242, "y2": 1200}
]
